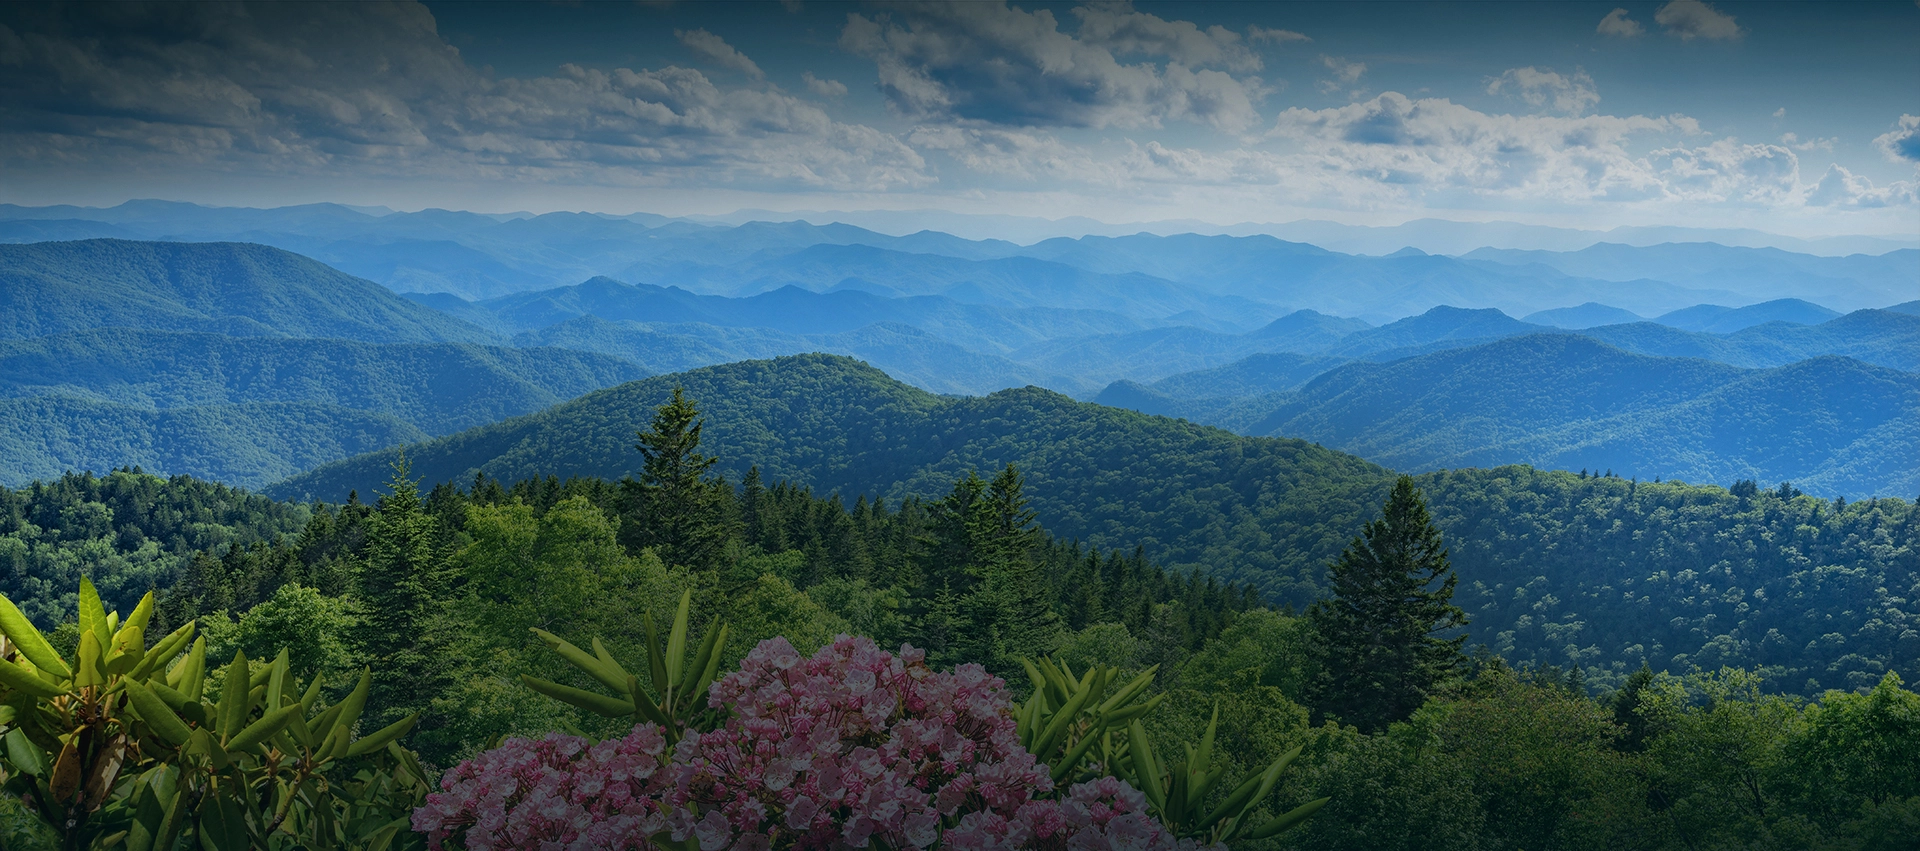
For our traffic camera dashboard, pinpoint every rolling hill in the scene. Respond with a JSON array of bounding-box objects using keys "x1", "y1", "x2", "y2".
[
  {"x1": 1243, "y1": 335, "x2": 1919, "y2": 497},
  {"x1": 0, "y1": 329, "x2": 648, "y2": 435},
  {"x1": 0, "y1": 239, "x2": 497, "y2": 343},
  {"x1": 265, "y1": 354, "x2": 1917, "y2": 695},
  {"x1": 0, "y1": 394, "x2": 427, "y2": 489}
]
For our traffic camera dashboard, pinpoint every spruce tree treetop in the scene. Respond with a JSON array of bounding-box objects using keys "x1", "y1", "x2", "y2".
[
  {"x1": 1309, "y1": 475, "x2": 1468, "y2": 732},
  {"x1": 620, "y1": 387, "x2": 734, "y2": 570}
]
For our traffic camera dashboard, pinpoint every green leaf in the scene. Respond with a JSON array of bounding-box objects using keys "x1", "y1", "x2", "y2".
[
  {"x1": 0, "y1": 656, "x2": 67, "y2": 699},
  {"x1": 75, "y1": 629, "x2": 108, "y2": 688},
  {"x1": 531, "y1": 628, "x2": 628, "y2": 694},
  {"x1": 5, "y1": 728, "x2": 46, "y2": 777},
  {"x1": 126, "y1": 679, "x2": 194, "y2": 747},
  {"x1": 1244, "y1": 797, "x2": 1329, "y2": 840},
  {"x1": 0, "y1": 593, "x2": 71, "y2": 680},
  {"x1": 226, "y1": 703, "x2": 302, "y2": 753},
  {"x1": 216, "y1": 650, "x2": 251, "y2": 739},
  {"x1": 345, "y1": 714, "x2": 418, "y2": 758},
  {"x1": 1128, "y1": 721, "x2": 1164, "y2": 811},
  {"x1": 78, "y1": 577, "x2": 109, "y2": 648},
  {"x1": 521, "y1": 674, "x2": 634, "y2": 717},
  {"x1": 665, "y1": 589, "x2": 692, "y2": 689},
  {"x1": 131, "y1": 621, "x2": 195, "y2": 682}
]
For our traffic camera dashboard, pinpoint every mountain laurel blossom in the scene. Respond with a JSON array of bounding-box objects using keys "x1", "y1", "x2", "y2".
[{"x1": 415, "y1": 635, "x2": 1192, "y2": 850}]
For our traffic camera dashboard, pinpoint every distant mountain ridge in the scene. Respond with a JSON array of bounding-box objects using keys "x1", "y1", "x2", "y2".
[
  {"x1": 1240, "y1": 335, "x2": 1917, "y2": 497},
  {"x1": 0, "y1": 239, "x2": 497, "y2": 343}
]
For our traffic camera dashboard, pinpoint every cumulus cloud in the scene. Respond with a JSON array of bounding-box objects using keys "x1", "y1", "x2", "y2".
[
  {"x1": 1655, "y1": 0, "x2": 1743, "y2": 40},
  {"x1": 1804, "y1": 163, "x2": 1919, "y2": 208},
  {"x1": 1874, "y1": 114, "x2": 1920, "y2": 163},
  {"x1": 1486, "y1": 67, "x2": 1599, "y2": 115},
  {"x1": 0, "y1": 3, "x2": 925, "y2": 190},
  {"x1": 676, "y1": 28, "x2": 764, "y2": 79},
  {"x1": 1597, "y1": 8, "x2": 1645, "y2": 37},
  {"x1": 803, "y1": 72, "x2": 848, "y2": 97},
  {"x1": 1072, "y1": 2, "x2": 1264, "y2": 72},
  {"x1": 838, "y1": 2, "x2": 1268, "y2": 132}
]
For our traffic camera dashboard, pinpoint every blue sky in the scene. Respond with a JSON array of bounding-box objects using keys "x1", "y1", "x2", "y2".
[{"x1": 1, "y1": 1, "x2": 1915, "y2": 236}]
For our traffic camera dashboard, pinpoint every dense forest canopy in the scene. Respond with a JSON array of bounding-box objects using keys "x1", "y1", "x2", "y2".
[
  {"x1": 270, "y1": 355, "x2": 1918, "y2": 696},
  {"x1": 0, "y1": 390, "x2": 1913, "y2": 850}
]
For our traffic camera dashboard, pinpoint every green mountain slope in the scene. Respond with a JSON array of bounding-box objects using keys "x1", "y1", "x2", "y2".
[
  {"x1": 267, "y1": 353, "x2": 1917, "y2": 694},
  {"x1": 1247, "y1": 335, "x2": 1919, "y2": 497},
  {"x1": 0, "y1": 328, "x2": 649, "y2": 436},
  {"x1": 0, "y1": 394, "x2": 427, "y2": 489},
  {"x1": 270, "y1": 354, "x2": 1390, "y2": 601},
  {"x1": 0, "y1": 239, "x2": 496, "y2": 343}
]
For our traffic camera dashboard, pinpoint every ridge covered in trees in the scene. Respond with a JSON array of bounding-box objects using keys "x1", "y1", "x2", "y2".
[
  {"x1": 273, "y1": 354, "x2": 1918, "y2": 695},
  {"x1": 0, "y1": 390, "x2": 1913, "y2": 850}
]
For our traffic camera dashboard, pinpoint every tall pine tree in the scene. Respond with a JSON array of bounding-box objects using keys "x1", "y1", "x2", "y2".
[
  {"x1": 620, "y1": 388, "x2": 734, "y2": 570},
  {"x1": 1308, "y1": 475, "x2": 1467, "y2": 732},
  {"x1": 959, "y1": 464, "x2": 1062, "y2": 671},
  {"x1": 354, "y1": 456, "x2": 458, "y2": 736}
]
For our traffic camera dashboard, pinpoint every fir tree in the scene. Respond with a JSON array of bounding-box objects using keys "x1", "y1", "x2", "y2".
[
  {"x1": 1308, "y1": 475, "x2": 1468, "y2": 732},
  {"x1": 961, "y1": 464, "x2": 1062, "y2": 671},
  {"x1": 620, "y1": 388, "x2": 734, "y2": 570},
  {"x1": 353, "y1": 456, "x2": 458, "y2": 735}
]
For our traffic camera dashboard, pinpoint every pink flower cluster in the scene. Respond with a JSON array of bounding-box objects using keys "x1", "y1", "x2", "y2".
[
  {"x1": 413, "y1": 635, "x2": 1190, "y2": 850},
  {"x1": 666, "y1": 635, "x2": 1053, "y2": 849},
  {"x1": 945, "y1": 776, "x2": 1213, "y2": 851},
  {"x1": 411, "y1": 724, "x2": 673, "y2": 850}
]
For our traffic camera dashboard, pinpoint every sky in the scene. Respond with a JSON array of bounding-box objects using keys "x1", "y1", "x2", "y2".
[{"x1": 1, "y1": 0, "x2": 1916, "y2": 237}]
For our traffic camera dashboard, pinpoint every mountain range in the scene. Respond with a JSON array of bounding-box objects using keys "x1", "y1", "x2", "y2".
[{"x1": 0, "y1": 228, "x2": 1910, "y2": 496}]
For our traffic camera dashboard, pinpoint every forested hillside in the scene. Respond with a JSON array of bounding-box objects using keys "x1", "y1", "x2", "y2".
[
  {"x1": 1243, "y1": 335, "x2": 1919, "y2": 496},
  {"x1": 0, "y1": 239, "x2": 495, "y2": 343},
  {"x1": 270, "y1": 354, "x2": 1918, "y2": 696},
  {"x1": 0, "y1": 328, "x2": 648, "y2": 433}
]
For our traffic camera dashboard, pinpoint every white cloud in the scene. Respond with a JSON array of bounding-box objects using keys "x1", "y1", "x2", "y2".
[
  {"x1": 1246, "y1": 26, "x2": 1311, "y2": 44},
  {"x1": 1596, "y1": 8, "x2": 1646, "y2": 37},
  {"x1": 838, "y1": 2, "x2": 1268, "y2": 132},
  {"x1": 1486, "y1": 67, "x2": 1600, "y2": 116},
  {"x1": 1778, "y1": 132, "x2": 1834, "y2": 152},
  {"x1": 0, "y1": 3, "x2": 926, "y2": 191},
  {"x1": 1772, "y1": 107, "x2": 1786, "y2": 118},
  {"x1": 1647, "y1": 139, "x2": 1799, "y2": 203},
  {"x1": 675, "y1": 28, "x2": 764, "y2": 79},
  {"x1": 1316, "y1": 55, "x2": 1366, "y2": 96},
  {"x1": 1655, "y1": 0, "x2": 1744, "y2": 40},
  {"x1": 803, "y1": 72, "x2": 848, "y2": 98},
  {"x1": 1071, "y1": 2, "x2": 1264, "y2": 73},
  {"x1": 1804, "y1": 163, "x2": 1919, "y2": 208},
  {"x1": 1873, "y1": 114, "x2": 1920, "y2": 163}
]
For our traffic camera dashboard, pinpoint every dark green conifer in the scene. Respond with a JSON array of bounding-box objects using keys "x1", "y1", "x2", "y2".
[
  {"x1": 353, "y1": 456, "x2": 458, "y2": 734},
  {"x1": 620, "y1": 388, "x2": 734, "y2": 570},
  {"x1": 1308, "y1": 475, "x2": 1468, "y2": 732}
]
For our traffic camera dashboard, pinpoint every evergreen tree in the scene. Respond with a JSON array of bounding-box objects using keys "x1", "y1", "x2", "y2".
[
  {"x1": 620, "y1": 388, "x2": 734, "y2": 569},
  {"x1": 959, "y1": 464, "x2": 1063, "y2": 671},
  {"x1": 353, "y1": 456, "x2": 458, "y2": 737},
  {"x1": 1309, "y1": 475, "x2": 1468, "y2": 732}
]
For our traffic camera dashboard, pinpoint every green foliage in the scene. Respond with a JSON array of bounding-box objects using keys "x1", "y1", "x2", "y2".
[
  {"x1": 0, "y1": 469, "x2": 309, "y2": 625},
  {"x1": 1015, "y1": 657, "x2": 1164, "y2": 788},
  {"x1": 351, "y1": 460, "x2": 458, "y2": 745},
  {"x1": 0, "y1": 581, "x2": 426, "y2": 850},
  {"x1": 1310, "y1": 476, "x2": 1468, "y2": 731},
  {"x1": 619, "y1": 387, "x2": 735, "y2": 570},
  {"x1": 523, "y1": 589, "x2": 729, "y2": 746},
  {"x1": 1117, "y1": 705, "x2": 1327, "y2": 844}
]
